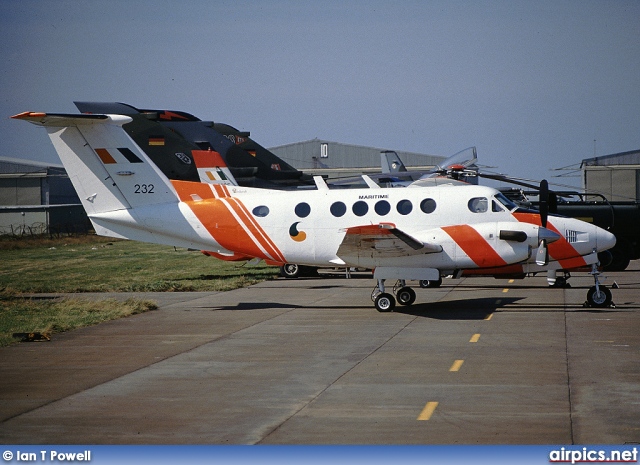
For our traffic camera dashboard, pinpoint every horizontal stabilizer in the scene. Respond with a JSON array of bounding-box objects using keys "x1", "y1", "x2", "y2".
[{"x1": 12, "y1": 111, "x2": 129, "y2": 127}]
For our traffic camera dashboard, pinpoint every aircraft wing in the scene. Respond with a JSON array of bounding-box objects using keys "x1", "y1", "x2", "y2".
[{"x1": 336, "y1": 223, "x2": 442, "y2": 261}]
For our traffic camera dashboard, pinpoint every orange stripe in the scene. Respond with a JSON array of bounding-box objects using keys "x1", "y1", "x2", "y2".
[
  {"x1": 95, "y1": 148, "x2": 116, "y2": 164},
  {"x1": 171, "y1": 180, "x2": 215, "y2": 202},
  {"x1": 189, "y1": 199, "x2": 274, "y2": 260},
  {"x1": 192, "y1": 150, "x2": 226, "y2": 168},
  {"x1": 212, "y1": 184, "x2": 229, "y2": 198},
  {"x1": 172, "y1": 188, "x2": 284, "y2": 262},
  {"x1": 345, "y1": 224, "x2": 395, "y2": 236},
  {"x1": 171, "y1": 181, "x2": 284, "y2": 262},
  {"x1": 513, "y1": 212, "x2": 586, "y2": 268},
  {"x1": 442, "y1": 225, "x2": 507, "y2": 268},
  {"x1": 225, "y1": 198, "x2": 285, "y2": 263}
]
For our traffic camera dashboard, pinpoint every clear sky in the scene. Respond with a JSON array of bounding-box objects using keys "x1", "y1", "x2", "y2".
[{"x1": 1, "y1": 0, "x2": 639, "y2": 189}]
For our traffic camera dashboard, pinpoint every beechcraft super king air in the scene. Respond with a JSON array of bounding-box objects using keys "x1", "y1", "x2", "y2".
[{"x1": 12, "y1": 110, "x2": 617, "y2": 311}]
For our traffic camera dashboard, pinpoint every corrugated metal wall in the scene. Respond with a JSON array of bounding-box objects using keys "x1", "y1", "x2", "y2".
[
  {"x1": 269, "y1": 139, "x2": 445, "y2": 171},
  {"x1": 581, "y1": 149, "x2": 640, "y2": 202}
]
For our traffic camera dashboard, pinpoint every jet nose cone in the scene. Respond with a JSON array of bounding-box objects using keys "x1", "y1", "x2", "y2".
[{"x1": 596, "y1": 227, "x2": 616, "y2": 252}]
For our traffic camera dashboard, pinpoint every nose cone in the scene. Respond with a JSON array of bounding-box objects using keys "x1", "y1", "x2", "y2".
[
  {"x1": 596, "y1": 227, "x2": 616, "y2": 252},
  {"x1": 539, "y1": 227, "x2": 562, "y2": 243}
]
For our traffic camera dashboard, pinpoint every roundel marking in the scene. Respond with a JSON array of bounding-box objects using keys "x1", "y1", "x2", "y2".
[{"x1": 289, "y1": 222, "x2": 307, "y2": 242}]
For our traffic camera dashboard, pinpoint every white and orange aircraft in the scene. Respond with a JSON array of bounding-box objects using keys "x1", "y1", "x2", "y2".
[{"x1": 12, "y1": 111, "x2": 617, "y2": 311}]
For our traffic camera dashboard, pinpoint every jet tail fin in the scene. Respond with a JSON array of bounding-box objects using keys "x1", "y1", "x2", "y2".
[
  {"x1": 380, "y1": 151, "x2": 407, "y2": 174},
  {"x1": 191, "y1": 150, "x2": 238, "y2": 186}
]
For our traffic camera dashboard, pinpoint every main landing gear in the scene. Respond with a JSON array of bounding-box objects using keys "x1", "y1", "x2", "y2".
[
  {"x1": 371, "y1": 279, "x2": 416, "y2": 312},
  {"x1": 585, "y1": 263, "x2": 615, "y2": 308}
]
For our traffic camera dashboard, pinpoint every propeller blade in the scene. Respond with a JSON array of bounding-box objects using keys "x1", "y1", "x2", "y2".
[
  {"x1": 536, "y1": 239, "x2": 549, "y2": 266},
  {"x1": 539, "y1": 179, "x2": 549, "y2": 228}
]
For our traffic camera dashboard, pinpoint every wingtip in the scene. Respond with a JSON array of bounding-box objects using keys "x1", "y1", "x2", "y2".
[{"x1": 10, "y1": 111, "x2": 46, "y2": 120}]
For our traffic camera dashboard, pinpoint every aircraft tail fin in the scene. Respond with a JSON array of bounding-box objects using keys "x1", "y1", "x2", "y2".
[
  {"x1": 11, "y1": 111, "x2": 229, "y2": 250},
  {"x1": 191, "y1": 150, "x2": 238, "y2": 186},
  {"x1": 12, "y1": 111, "x2": 179, "y2": 215},
  {"x1": 380, "y1": 151, "x2": 407, "y2": 174}
]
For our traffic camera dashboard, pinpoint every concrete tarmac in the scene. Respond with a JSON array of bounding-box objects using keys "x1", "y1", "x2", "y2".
[{"x1": 0, "y1": 265, "x2": 638, "y2": 444}]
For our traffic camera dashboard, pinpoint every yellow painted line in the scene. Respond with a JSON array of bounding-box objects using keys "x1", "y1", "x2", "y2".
[
  {"x1": 508, "y1": 279, "x2": 515, "y2": 284},
  {"x1": 469, "y1": 333, "x2": 481, "y2": 343},
  {"x1": 417, "y1": 401, "x2": 439, "y2": 421},
  {"x1": 484, "y1": 313, "x2": 493, "y2": 320},
  {"x1": 502, "y1": 288, "x2": 509, "y2": 293},
  {"x1": 449, "y1": 359, "x2": 464, "y2": 371}
]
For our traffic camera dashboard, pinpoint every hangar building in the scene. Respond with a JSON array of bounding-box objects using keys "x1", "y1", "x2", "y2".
[
  {"x1": 581, "y1": 149, "x2": 640, "y2": 202},
  {"x1": 269, "y1": 139, "x2": 444, "y2": 178},
  {"x1": 0, "y1": 157, "x2": 88, "y2": 236}
]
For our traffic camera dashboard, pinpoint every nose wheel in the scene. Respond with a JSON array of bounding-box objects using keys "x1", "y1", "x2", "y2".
[
  {"x1": 586, "y1": 285, "x2": 612, "y2": 307},
  {"x1": 584, "y1": 263, "x2": 615, "y2": 308}
]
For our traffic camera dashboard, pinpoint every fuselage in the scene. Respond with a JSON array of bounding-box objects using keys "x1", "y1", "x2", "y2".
[{"x1": 165, "y1": 182, "x2": 616, "y2": 272}]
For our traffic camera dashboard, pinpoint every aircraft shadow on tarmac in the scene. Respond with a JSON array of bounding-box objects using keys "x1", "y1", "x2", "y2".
[
  {"x1": 205, "y1": 297, "x2": 530, "y2": 321},
  {"x1": 393, "y1": 297, "x2": 522, "y2": 319}
]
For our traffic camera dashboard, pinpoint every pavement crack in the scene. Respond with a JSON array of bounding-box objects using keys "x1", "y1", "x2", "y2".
[{"x1": 257, "y1": 315, "x2": 418, "y2": 444}]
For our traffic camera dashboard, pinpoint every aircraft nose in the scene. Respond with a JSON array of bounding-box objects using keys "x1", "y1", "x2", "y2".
[{"x1": 595, "y1": 227, "x2": 616, "y2": 252}]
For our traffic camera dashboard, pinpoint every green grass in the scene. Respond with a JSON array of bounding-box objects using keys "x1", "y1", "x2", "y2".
[
  {"x1": 0, "y1": 235, "x2": 278, "y2": 293},
  {"x1": 0, "y1": 293, "x2": 158, "y2": 346},
  {"x1": 0, "y1": 235, "x2": 279, "y2": 345}
]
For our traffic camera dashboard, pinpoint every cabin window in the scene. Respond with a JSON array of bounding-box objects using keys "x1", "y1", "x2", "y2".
[
  {"x1": 252, "y1": 205, "x2": 269, "y2": 217},
  {"x1": 420, "y1": 198, "x2": 436, "y2": 214},
  {"x1": 492, "y1": 200, "x2": 504, "y2": 212},
  {"x1": 468, "y1": 197, "x2": 488, "y2": 213},
  {"x1": 330, "y1": 201, "x2": 347, "y2": 217},
  {"x1": 295, "y1": 202, "x2": 311, "y2": 218},
  {"x1": 352, "y1": 201, "x2": 368, "y2": 217},
  {"x1": 375, "y1": 200, "x2": 391, "y2": 216},
  {"x1": 396, "y1": 199, "x2": 413, "y2": 215}
]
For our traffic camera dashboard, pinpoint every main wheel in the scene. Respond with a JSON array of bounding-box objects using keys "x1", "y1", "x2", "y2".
[
  {"x1": 280, "y1": 263, "x2": 300, "y2": 278},
  {"x1": 586, "y1": 285, "x2": 612, "y2": 308},
  {"x1": 396, "y1": 286, "x2": 416, "y2": 306},
  {"x1": 374, "y1": 293, "x2": 396, "y2": 312},
  {"x1": 419, "y1": 277, "x2": 442, "y2": 288}
]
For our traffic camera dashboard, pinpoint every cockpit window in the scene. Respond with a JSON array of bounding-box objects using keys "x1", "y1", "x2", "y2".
[
  {"x1": 468, "y1": 197, "x2": 488, "y2": 213},
  {"x1": 494, "y1": 192, "x2": 518, "y2": 212}
]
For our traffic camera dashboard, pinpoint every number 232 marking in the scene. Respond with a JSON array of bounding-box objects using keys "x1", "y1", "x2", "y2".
[{"x1": 134, "y1": 184, "x2": 154, "y2": 194}]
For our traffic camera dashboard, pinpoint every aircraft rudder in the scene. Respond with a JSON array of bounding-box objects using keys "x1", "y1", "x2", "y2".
[{"x1": 13, "y1": 111, "x2": 181, "y2": 214}]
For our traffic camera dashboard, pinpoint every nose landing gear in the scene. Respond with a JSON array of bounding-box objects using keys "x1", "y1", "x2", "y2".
[{"x1": 585, "y1": 263, "x2": 615, "y2": 308}]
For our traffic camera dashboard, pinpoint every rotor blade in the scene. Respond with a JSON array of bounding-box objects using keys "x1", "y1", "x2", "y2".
[
  {"x1": 539, "y1": 179, "x2": 549, "y2": 228},
  {"x1": 476, "y1": 172, "x2": 542, "y2": 190}
]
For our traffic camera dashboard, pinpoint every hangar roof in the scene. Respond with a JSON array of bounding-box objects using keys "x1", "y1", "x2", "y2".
[
  {"x1": 581, "y1": 149, "x2": 640, "y2": 167},
  {"x1": 0, "y1": 156, "x2": 65, "y2": 177}
]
